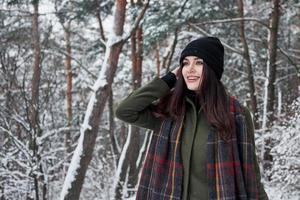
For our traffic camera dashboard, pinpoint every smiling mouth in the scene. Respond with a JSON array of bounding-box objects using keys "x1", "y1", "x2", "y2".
[{"x1": 187, "y1": 76, "x2": 200, "y2": 82}]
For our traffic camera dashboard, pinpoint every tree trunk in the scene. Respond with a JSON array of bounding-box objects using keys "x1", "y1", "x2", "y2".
[
  {"x1": 61, "y1": 30, "x2": 124, "y2": 200},
  {"x1": 128, "y1": 25, "x2": 146, "y2": 197},
  {"x1": 95, "y1": 3, "x2": 106, "y2": 42},
  {"x1": 237, "y1": 0, "x2": 259, "y2": 129},
  {"x1": 166, "y1": 30, "x2": 178, "y2": 72},
  {"x1": 263, "y1": 0, "x2": 281, "y2": 179},
  {"x1": 162, "y1": 31, "x2": 178, "y2": 73},
  {"x1": 129, "y1": 25, "x2": 144, "y2": 194},
  {"x1": 109, "y1": 86, "x2": 119, "y2": 166},
  {"x1": 266, "y1": 0, "x2": 280, "y2": 126},
  {"x1": 155, "y1": 43, "x2": 161, "y2": 77},
  {"x1": 115, "y1": 25, "x2": 144, "y2": 199},
  {"x1": 132, "y1": 26, "x2": 143, "y2": 90},
  {"x1": 64, "y1": 20, "x2": 73, "y2": 174},
  {"x1": 30, "y1": 0, "x2": 41, "y2": 135},
  {"x1": 161, "y1": 0, "x2": 188, "y2": 73},
  {"x1": 30, "y1": 1, "x2": 46, "y2": 199},
  {"x1": 60, "y1": 0, "x2": 149, "y2": 199}
]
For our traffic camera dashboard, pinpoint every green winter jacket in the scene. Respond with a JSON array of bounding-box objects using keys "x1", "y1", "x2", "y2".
[{"x1": 115, "y1": 77, "x2": 269, "y2": 200}]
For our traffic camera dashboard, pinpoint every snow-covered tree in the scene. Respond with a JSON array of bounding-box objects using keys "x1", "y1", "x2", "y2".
[{"x1": 267, "y1": 97, "x2": 300, "y2": 199}]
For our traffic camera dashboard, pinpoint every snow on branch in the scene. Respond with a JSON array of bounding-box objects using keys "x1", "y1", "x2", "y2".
[
  {"x1": 188, "y1": 23, "x2": 244, "y2": 55},
  {"x1": 36, "y1": 126, "x2": 75, "y2": 145},
  {"x1": 123, "y1": 0, "x2": 150, "y2": 41},
  {"x1": 0, "y1": 126, "x2": 32, "y2": 163},
  {"x1": 194, "y1": 17, "x2": 269, "y2": 28}
]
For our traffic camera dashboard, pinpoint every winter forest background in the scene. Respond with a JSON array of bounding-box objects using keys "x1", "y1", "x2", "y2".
[{"x1": 0, "y1": 0, "x2": 299, "y2": 199}]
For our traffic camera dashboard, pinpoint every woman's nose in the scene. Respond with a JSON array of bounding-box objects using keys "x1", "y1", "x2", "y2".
[{"x1": 188, "y1": 63, "x2": 195, "y2": 72}]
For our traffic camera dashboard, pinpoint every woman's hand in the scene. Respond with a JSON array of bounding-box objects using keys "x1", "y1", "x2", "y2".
[{"x1": 171, "y1": 66, "x2": 180, "y2": 79}]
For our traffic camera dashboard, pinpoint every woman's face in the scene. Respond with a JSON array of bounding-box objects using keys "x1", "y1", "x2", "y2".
[{"x1": 181, "y1": 56, "x2": 204, "y2": 91}]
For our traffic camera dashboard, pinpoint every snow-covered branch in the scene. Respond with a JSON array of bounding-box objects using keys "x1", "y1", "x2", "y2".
[{"x1": 194, "y1": 17, "x2": 269, "y2": 28}]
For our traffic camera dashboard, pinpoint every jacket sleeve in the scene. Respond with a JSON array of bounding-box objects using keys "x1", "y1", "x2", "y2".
[
  {"x1": 244, "y1": 107, "x2": 269, "y2": 200},
  {"x1": 115, "y1": 77, "x2": 171, "y2": 132}
]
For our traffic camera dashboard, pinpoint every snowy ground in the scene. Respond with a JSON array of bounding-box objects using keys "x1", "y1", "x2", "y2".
[{"x1": 265, "y1": 184, "x2": 300, "y2": 200}]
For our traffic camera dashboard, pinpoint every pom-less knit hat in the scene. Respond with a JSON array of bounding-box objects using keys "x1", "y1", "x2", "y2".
[{"x1": 180, "y1": 36, "x2": 224, "y2": 80}]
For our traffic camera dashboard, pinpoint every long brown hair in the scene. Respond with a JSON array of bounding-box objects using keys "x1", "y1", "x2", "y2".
[{"x1": 153, "y1": 62, "x2": 235, "y2": 139}]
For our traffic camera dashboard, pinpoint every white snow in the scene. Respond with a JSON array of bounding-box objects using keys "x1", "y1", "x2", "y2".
[
  {"x1": 277, "y1": 87, "x2": 282, "y2": 117},
  {"x1": 59, "y1": 128, "x2": 84, "y2": 200},
  {"x1": 1, "y1": 1, "x2": 299, "y2": 199},
  {"x1": 81, "y1": 93, "x2": 95, "y2": 132},
  {"x1": 136, "y1": 129, "x2": 152, "y2": 168},
  {"x1": 36, "y1": 127, "x2": 72, "y2": 145},
  {"x1": 262, "y1": 29, "x2": 272, "y2": 130},
  {"x1": 112, "y1": 125, "x2": 132, "y2": 198}
]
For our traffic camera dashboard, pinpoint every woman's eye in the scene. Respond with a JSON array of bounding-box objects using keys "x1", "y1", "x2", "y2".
[
  {"x1": 182, "y1": 62, "x2": 188, "y2": 66},
  {"x1": 196, "y1": 61, "x2": 204, "y2": 65}
]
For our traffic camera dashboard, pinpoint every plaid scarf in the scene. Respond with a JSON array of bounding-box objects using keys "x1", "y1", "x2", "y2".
[{"x1": 136, "y1": 96, "x2": 259, "y2": 200}]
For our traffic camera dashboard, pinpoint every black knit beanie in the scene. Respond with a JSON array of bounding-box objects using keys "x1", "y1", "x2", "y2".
[{"x1": 180, "y1": 36, "x2": 224, "y2": 80}]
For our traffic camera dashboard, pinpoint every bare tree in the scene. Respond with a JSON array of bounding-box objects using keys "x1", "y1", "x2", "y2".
[
  {"x1": 161, "y1": 0, "x2": 189, "y2": 73},
  {"x1": 60, "y1": 0, "x2": 149, "y2": 199},
  {"x1": 262, "y1": 0, "x2": 281, "y2": 179},
  {"x1": 95, "y1": 1, "x2": 106, "y2": 42},
  {"x1": 155, "y1": 42, "x2": 161, "y2": 77},
  {"x1": 29, "y1": 1, "x2": 47, "y2": 199},
  {"x1": 108, "y1": 86, "x2": 119, "y2": 165},
  {"x1": 237, "y1": 0, "x2": 259, "y2": 129},
  {"x1": 54, "y1": 0, "x2": 76, "y2": 174},
  {"x1": 64, "y1": 20, "x2": 73, "y2": 173},
  {"x1": 162, "y1": 31, "x2": 178, "y2": 73},
  {"x1": 114, "y1": 24, "x2": 144, "y2": 199},
  {"x1": 30, "y1": 1, "x2": 41, "y2": 136},
  {"x1": 265, "y1": 0, "x2": 281, "y2": 127}
]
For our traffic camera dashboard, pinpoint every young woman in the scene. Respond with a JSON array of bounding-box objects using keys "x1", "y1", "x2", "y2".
[{"x1": 115, "y1": 37, "x2": 268, "y2": 200}]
